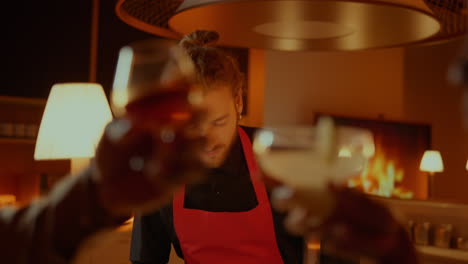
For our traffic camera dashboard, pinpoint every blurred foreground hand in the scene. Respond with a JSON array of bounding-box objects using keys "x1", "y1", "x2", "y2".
[
  {"x1": 92, "y1": 118, "x2": 206, "y2": 216},
  {"x1": 271, "y1": 185, "x2": 418, "y2": 263}
]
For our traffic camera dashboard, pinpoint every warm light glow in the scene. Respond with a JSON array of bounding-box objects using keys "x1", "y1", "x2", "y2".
[
  {"x1": 307, "y1": 242, "x2": 321, "y2": 250},
  {"x1": 0, "y1": 194, "x2": 16, "y2": 207},
  {"x1": 253, "y1": 21, "x2": 355, "y2": 39},
  {"x1": 347, "y1": 149, "x2": 413, "y2": 199},
  {"x1": 34, "y1": 83, "x2": 113, "y2": 160},
  {"x1": 117, "y1": 216, "x2": 135, "y2": 232},
  {"x1": 111, "y1": 46, "x2": 134, "y2": 116},
  {"x1": 419, "y1": 150, "x2": 444, "y2": 173},
  {"x1": 466, "y1": 159, "x2": 468, "y2": 171},
  {"x1": 124, "y1": 216, "x2": 134, "y2": 225},
  {"x1": 363, "y1": 140, "x2": 376, "y2": 158},
  {"x1": 338, "y1": 147, "x2": 352, "y2": 157}
]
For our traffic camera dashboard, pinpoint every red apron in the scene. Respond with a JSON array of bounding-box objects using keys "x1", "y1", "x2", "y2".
[{"x1": 173, "y1": 127, "x2": 284, "y2": 264}]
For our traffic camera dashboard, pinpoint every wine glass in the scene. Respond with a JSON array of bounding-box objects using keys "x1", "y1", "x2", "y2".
[
  {"x1": 111, "y1": 38, "x2": 203, "y2": 125},
  {"x1": 108, "y1": 39, "x2": 206, "y2": 206},
  {"x1": 253, "y1": 116, "x2": 375, "y2": 263}
]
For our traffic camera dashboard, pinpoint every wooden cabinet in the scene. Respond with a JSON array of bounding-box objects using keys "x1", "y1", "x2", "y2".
[{"x1": 0, "y1": 96, "x2": 69, "y2": 206}]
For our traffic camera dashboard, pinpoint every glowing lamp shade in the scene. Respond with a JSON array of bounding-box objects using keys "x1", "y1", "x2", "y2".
[
  {"x1": 34, "y1": 83, "x2": 112, "y2": 160},
  {"x1": 419, "y1": 150, "x2": 444, "y2": 173}
]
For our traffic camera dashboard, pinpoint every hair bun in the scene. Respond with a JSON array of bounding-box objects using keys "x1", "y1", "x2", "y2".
[{"x1": 179, "y1": 30, "x2": 220, "y2": 50}]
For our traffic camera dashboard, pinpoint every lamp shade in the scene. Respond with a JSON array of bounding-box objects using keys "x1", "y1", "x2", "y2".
[
  {"x1": 466, "y1": 159, "x2": 468, "y2": 171},
  {"x1": 116, "y1": 0, "x2": 468, "y2": 51},
  {"x1": 34, "y1": 83, "x2": 113, "y2": 160},
  {"x1": 169, "y1": 0, "x2": 440, "y2": 51},
  {"x1": 419, "y1": 150, "x2": 444, "y2": 173}
]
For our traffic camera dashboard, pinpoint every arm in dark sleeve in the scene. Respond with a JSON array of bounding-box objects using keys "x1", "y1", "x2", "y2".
[
  {"x1": 130, "y1": 211, "x2": 171, "y2": 264},
  {"x1": 0, "y1": 168, "x2": 128, "y2": 264}
]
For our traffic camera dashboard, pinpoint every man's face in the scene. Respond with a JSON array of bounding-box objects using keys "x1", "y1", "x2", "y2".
[{"x1": 192, "y1": 85, "x2": 243, "y2": 168}]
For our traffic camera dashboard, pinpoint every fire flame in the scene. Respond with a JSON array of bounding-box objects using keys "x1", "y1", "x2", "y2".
[{"x1": 348, "y1": 149, "x2": 413, "y2": 199}]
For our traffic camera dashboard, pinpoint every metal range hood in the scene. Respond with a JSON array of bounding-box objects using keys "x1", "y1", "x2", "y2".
[{"x1": 115, "y1": 0, "x2": 467, "y2": 51}]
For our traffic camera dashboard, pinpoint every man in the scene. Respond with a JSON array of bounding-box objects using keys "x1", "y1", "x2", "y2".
[
  {"x1": 130, "y1": 30, "x2": 304, "y2": 264},
  {"x1": 130, "y1": 30, "x2": 417, "y2": 264}
]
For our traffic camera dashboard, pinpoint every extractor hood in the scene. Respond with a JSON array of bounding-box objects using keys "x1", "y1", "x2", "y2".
[{"x1": 115, "y1": 0, "x2": 467, "y2": 51}]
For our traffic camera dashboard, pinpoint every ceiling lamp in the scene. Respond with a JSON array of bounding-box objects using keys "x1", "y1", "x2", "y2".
[{"x1": 116, "y1": 0, "x2": 467, "y2": 51}]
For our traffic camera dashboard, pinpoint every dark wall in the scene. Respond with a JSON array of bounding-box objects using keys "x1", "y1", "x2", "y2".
[
  {"x1": 3, "y1": 0, "x2": 249, "y2": 101},
  {"x1": 97, "y1": 0, "x2": 154, "y2": 97},
  {"x1": 3, "y1": 0, "x2": 153, "y2": 99}
]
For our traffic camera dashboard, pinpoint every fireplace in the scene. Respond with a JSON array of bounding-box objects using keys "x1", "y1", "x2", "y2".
[{"x1": 317, "y1": 114, "x2": 431, "y2": 200}]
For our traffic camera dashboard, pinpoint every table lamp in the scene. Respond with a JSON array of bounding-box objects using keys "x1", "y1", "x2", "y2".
[
  {"x1": 34, "y1": 83, "x2": 113, "y2": 173},
  {"x1": 419, "y1": 150, "x2": 444, "y2": 199}
]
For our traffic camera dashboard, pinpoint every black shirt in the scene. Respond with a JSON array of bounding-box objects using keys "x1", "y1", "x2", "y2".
[{"x1": 129, "y1": 126, "x2": 305, "y2": 264}]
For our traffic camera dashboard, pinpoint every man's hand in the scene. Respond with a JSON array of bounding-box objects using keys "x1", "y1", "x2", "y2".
[
  {"x1": 91, "y1": 119, "x2": 205, "y2": 216},
  {"x1": 271, "y1": 185, "x2": 418, "y2": 263}
]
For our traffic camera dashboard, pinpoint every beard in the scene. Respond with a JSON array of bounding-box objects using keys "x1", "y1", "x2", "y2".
[{"x1": 199, "y1": 123, "x2": 239, "y2": 168}]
